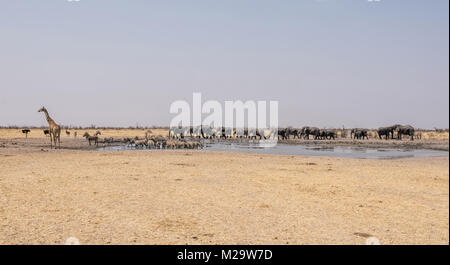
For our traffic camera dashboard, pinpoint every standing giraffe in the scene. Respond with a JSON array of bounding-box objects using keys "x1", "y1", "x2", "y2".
[{"x1": 38, "y1": 106, "x2": 61, "y2": 149}]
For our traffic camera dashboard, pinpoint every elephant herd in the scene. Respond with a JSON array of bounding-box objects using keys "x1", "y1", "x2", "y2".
[
  {"x1": 169, "y1": 126, "x2": 339, "y2": 140},
  {"x1": 295, "y1": 124, "x2": 415, "y2": 141},
  {"x1": 377, "y1": 124, "x2": 415, "y2": 140},
  {"x1": 169, "y1": 124, "x2": 416, "y2": 141},
  {"x1": 278, "y1": 127, "x2": 337, "y2": 140}
]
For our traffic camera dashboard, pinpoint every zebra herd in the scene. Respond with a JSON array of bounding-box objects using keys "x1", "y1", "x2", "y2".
[
  {"x1": 124, "y1": 132, "x2": 203, "y2": 150},
  {"x1": 80, "y1": 130, "x2": 204, "y2": 149},
  {"x1": 132, "y1": 137, "x2": 203, "y2": 149}
]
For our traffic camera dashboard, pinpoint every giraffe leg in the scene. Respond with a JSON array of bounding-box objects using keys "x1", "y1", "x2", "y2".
[
  {"x1": 49, "y1": 132, "x2": 53, "y2": 149},
  {"x1": 53, "y1": 130, "x2": 58, "y2": 149}
]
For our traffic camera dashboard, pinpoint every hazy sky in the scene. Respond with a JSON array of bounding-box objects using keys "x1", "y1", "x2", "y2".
[{"x1": 0, "y1": 0, "x2": 448, "y2": 128}]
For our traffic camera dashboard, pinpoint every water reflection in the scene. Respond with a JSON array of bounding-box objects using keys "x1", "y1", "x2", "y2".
[{"x1": 203, "y1": 143, "x2": 448, "y2": 159}]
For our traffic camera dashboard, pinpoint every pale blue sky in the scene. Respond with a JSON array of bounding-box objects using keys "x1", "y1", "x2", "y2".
[{"x1": 0, "y1": 0, "x2": 448, "y2": 128}]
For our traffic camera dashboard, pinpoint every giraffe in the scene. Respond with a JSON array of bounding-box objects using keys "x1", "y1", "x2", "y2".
[{"x1": 38, "y1": 106, "x2": 61, "y2": 149}]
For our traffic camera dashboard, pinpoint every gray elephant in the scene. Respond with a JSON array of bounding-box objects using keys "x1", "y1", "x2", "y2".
[
  {"x1": 299, "y1": 127, "x2": 309, "y2": 139},
  {"x1": 287, "y1": 128, "x2": 299, "y2": 139},
  {"x1": 395, "y1": 125, "x2": 415, "y2": 140},
  {"x1": 324, "y1": 129, "x2": 337, "y2": 140},
  {"x1": 306, "y1": 127, "x2": 321, "y2": 140},
  {"x1": 317, "y1": 129, "x2": 325, "y2": 140},
  {"x1": 350, "y1": 128, "x2": 361, "y2": 139},
  {"x1": 278, "y1": 128, "x2": 288, "y2": 140},
  {"x1": 353, "y1": 129, "x2": 368, "y2": 140},
  {"x1": 377, "y1": 125, "x2": 396, "y2": 140},
  {"x1": 354, "y1": 130, "x2": 368, "y2": 140},
  {"x1": 351, "y1": 128, "x2": 369, "y2": 139}
]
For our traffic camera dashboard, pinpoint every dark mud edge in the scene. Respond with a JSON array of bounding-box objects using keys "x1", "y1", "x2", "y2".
[{"x1": 0, "y1": 138, "x2": 448, "y2": 152}]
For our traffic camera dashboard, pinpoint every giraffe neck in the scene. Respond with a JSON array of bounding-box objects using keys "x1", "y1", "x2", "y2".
[{"x1": 44, "y1": 110, "x2": 57, "y2": 126}]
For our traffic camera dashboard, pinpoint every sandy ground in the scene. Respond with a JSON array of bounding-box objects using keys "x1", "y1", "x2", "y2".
[
  {"x1": 0, "y1": 144, "x2": 448, "y2": 245},
  {"x1": 0, "y1": 129, "x2": 448, "y2": 244}
]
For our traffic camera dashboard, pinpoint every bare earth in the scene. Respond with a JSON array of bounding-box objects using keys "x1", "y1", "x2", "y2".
[{"x1": 0, "y1": 130, "x2": 448, "y2": 245}]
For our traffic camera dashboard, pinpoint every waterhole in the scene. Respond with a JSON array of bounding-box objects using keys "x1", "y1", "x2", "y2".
[{"x1": 98, "y1": 142, "x2": 448, "y2": 159}]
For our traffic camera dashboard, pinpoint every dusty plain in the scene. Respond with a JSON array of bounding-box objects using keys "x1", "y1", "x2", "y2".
[{"x1": 0, "y1": 129, "x2": 448, "y2": 244}]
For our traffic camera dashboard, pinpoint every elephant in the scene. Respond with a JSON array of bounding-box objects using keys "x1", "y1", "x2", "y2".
[
  {"x1": 350, "y1": 128, "x2": 358, "y2": 139},
  {"x1": 351, "y1": 128, "x2": 362, "y2": 139},
  {"x1": 395, "y1": 125, "x2": 415, "y2": 140},
  {"x1": 324, "y1": 129, "x2": 337, "y2": 140},
  {"x1": 300, "y1": 127, "x2": 321, "y2": 140},
  {"x1": 353, "y1": 129, "x2": 368, "y2": 140},
  {"x1": 351, "y1": 128, "x2": 369, "y2": 139},
  {"x1": 377, "y1": 126, "x2": 396, "y2": 140},
  {"x1": 283, "y1": 128, "x2": 291, "y2": 139},
  {"x1": 278, "y1": 128, "x2": 288, "y2": 140},
  {"x1": 299, "y1": 127, "x2": 308, "y2": 139},
  {"x1": 285, "y1": 127, "x2": 299, "y2": 139},
  {"x1": 354, "y1": 130, "x2": 368, "y2": 140},
  {"x1": 377, "y1": 127, "x2": 389, "y2": 140},
  {"x1": 318, "y1": 129, "x2": 327, "y2": 140}
]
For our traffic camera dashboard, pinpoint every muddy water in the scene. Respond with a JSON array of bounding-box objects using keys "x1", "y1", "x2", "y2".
[
  {"x1": 99, "y1": 143, "x2": 448, "y2": 159},
  {"x1": 204, "y1": 143, "x2": 448, "y2": 159}
]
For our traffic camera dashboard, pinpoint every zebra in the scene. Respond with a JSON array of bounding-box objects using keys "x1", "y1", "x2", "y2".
[{"x1": 83, "y1": 132, "x2": 99, "y2": 146}]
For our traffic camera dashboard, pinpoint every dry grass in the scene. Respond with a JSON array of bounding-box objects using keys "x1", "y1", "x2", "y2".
[
  {"x1": 0, "y1": 128, "x2": 169, "y2": 140},
  {"x1": 2, "y1": 128, "x2": 449, "y2": 141},
  {"x1": 338, "y1": 129, "x2": 449, "y2": 141},
  {"x1": 0, "y1": 148, "x2": 448, "y2": 245},
  {"x1": 420, "y1": 131, "x2": 449, "y2": 141}
]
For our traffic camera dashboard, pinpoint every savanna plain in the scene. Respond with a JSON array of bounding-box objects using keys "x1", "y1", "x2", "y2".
[{"x1": 0, "y1": 129, "x2": 448, "y2": 244}]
